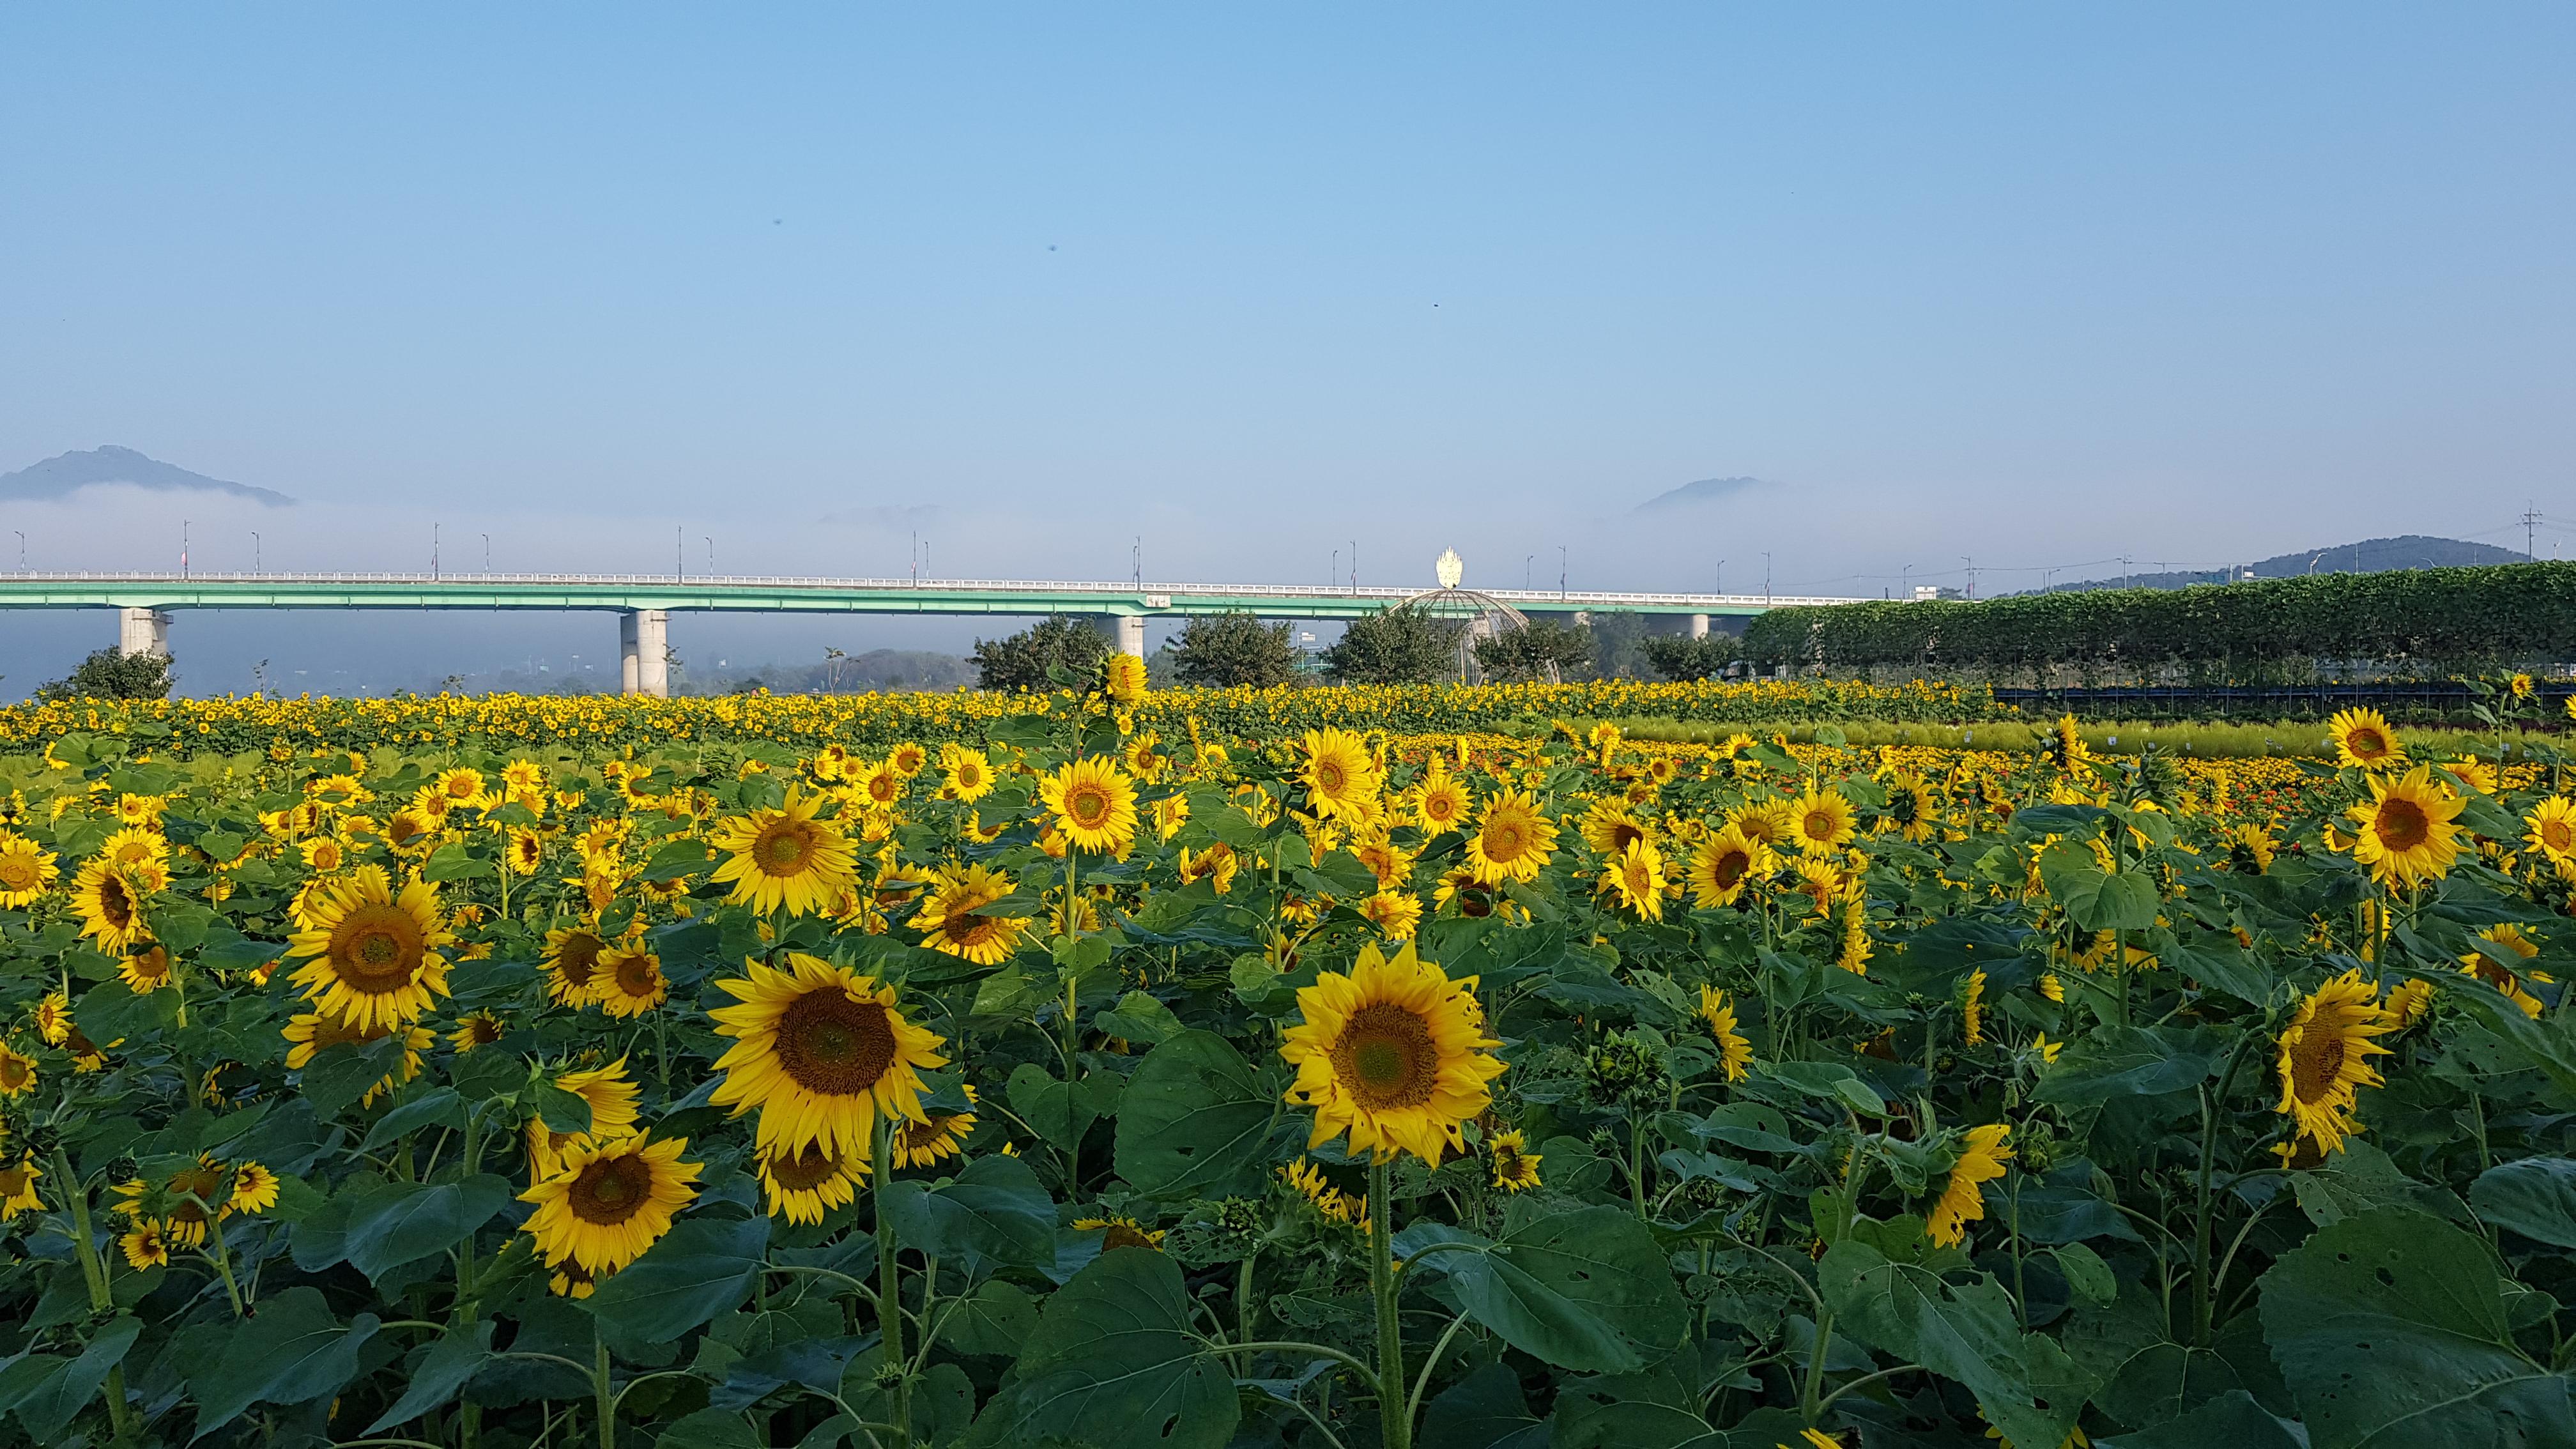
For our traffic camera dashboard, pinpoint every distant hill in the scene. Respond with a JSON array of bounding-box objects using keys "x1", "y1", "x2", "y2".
[
  {"x1": 2021, "y1": 535, "x2": 2527, "y2": 594},
  {"x1": 0, "y1": 446, "x2": 294, "y2": 505},
  {"x1": 1636, "y1": 476, "x2": 1770, "y2": 512}
]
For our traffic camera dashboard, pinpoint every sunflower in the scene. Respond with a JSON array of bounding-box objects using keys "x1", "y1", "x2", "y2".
[
  {"x1": 0, "y1": 835, "x2": 58, "y2": 907},
  {"x1": 72, "y1": 859, "x2": 150, "y2": 954},
  {"x1": 434, "y1": 767, "x2": 490, "y2": 810},
  {"x1": 2274, "y1": 969, "x2": 2395, "y2": 1154},
  {"x1": 710, "y1": 789, "x2": 860, "y2": 917},
  {"x1": 1878, "y1": 770, "x2": 1938, "y2": 843},
  {"x1": 116, "y1": 1156, "x2": 234, "y2": 1246},
  {"x1": 2343, "y1": 767, "x2": 2465, "y2": 891},
  {"x1": 2444, "y1": 757, "x2": 2499, "y2": 795},
  {"x1": 2225, "y1": 824, "x2": 2277, "y2": 873},
  {"x1": 2525, "y1": 796, "x2": 2576, "y2": 862},
  {"x1": 1962, "y1": 969, "x2": 1988, "y2": 1045},
  {"x1": 1176, "y1": 842, "x2": 1238, "y2": 893},
  {"x1": 757, "y1": 1142, "x2": 868, "y2": 1224},
  {"x1": 1465, "y1": 790, "x2": 1558, "y2": 887},
  {"x1": 1927, "y1": 1123, "x2": 2013, "y2": 1248},
  {"x1": 1788, "y1": 855, "x2": 1846, "y2": 917},
  {"x1": 1695, "y1": 986, "x2": 1754, "y2": 1082},
  {"x1": 942, "y1": 747, "x2": 996, "y2": 802},
  {"x1": 1278, "y1": 941, "x2": 1506, "y2": 1163},
  {"x1": 2327, "y1": 708, "x2": 2405, "y2": 771},
  {"x1": 1488, "y1": 1130, "x2": 1544, "y2": 1192},
  {"x1": 282, "y1": 1014, "x2": 431, "y2": 1107},
  {"x1": 595, "y1": 944, "x2": 668, "y2": 1018},
  {"x1": 0, "y1": 1156, "x2": 42, "y2": 1219},
  {"x1": 1579, "y1": 798, "x2": 1650, "y2": 857},
  {"x1": 284, "y1": 866, "x2": 454, "y2": 1031},
  {"x1": 542, "y1": 925, "x2": 610, "y2": 1006},
  {"x1": 1360, "y1": 890, "x2": 1423, "y2": 942},
  {"x1": 1786, "y1": 789, "x2": 1857, "y2": 856},
  {"x1": 505, "y1": 828, "x2": 544, "y2": 876},
  {"x1": 520, "y1": 1133, "x2": 703, "y2": 1275},
  {"x1": 1598, "y1": 838, "x2": 1666, "y2": 922},
  {"x1": 893, "y1": 1085, "x2": 979, "y2": 1169},
  {"x1": 449, "y1": 1011, "x2": 507, "y2": 1052},
  {"x1": 1838, "y1": 899, "x2": 1874, "y2": 974},
  {"x1": 1149, "y1": 792, "x2": 1190, "y2": 841},
  {"x1": 2461, "y1": 923, "x2": 2550, "y2": 1018},
  {"x1": 1300, "y1": 729, "x2": 1384, "y2": 822},
  {"x1": 1685, "y1": 824, "x2": 1771, "y2": 910},
  {"x1": 1041, "y1": 756, "x2": 1139, "y2": 855},
  {"x1": 527, "y1": 1058, "x2": 643, "y2": 1177},
  {"x1": 852, "y1": 760, "x2": 906, "y2": 812},
  {"x1": 1071, "y1": 1215, "x2": 1165, "y2": 1251},
  {"x1": 1102, "y1": 652, "x2": 1147, "y2": 705},
  {"x1": 1411, "y1": 758, "x2": 1473, "y2": 835},
  {"x1": 2046, "y1": 715, "x2": 2091, "y2": 773},
  {"x1": 912, "y1": 862, "x2": 1029, "y2": 965},
  {"x1": 100, "y1": 825, "x2": 169, "y2": 874},
  {"x1": 383, "y1": 808, "x2": 438, "y2": 857},
  {"x1": 120, "y1": 1224, "x2": 171, "y2": 1270},
  {"x1": 710, "y1": 954, "x2": 948, "y2": 1160},
  {"x1": 0, "y1": 1044, "x2": 35, "y2": 1098},
  {"x1": 31, "y1": 992, "x2": 69, "y2": 1048},
  {"x1": 120, "y1": 944, "x2": 174, "y2": 995}
]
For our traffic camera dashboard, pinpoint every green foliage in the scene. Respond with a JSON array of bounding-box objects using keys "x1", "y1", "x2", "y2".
[
  {"x1": 1640, "y1": 631, "x2": 1740, "y2": 681},
  {"x1": 1320, "y1": 604, "x2": 1460, "y2": 684},
  {"x1": 1168, "y1": 611, "x2": 1301, "y2": 688},
  {"x1": 35, "y1": 647, "x2": 174, "y2": 702},
  {"x1": 970, "y1": 613, "x2": 1112, "y2": 691},
  {"x1": 1745, "y1": 560, "x2": 2576, "y2": 679},
  {"x1": 1475, "y1": 620, "x2": 1594, "y2": 682}
]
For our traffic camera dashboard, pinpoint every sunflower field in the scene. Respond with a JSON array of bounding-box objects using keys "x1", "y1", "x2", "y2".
[{"x1": 0, "y1": 673, "x2": 2573, "y2": 1449}]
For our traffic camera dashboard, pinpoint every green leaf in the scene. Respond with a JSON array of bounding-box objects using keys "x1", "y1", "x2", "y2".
[
  {"x1": 1759, "y1": 1060, "x2": 1885, "y2": 1117},
  {"x1": 1819, "y1": 1238, "x2": 2088, "y2": 1449},
  {"x1": 881, "y1": 1154, "x2": 1056, "y2": 1276},
  {"x1": 1112, "y1": 1030, "x2": 1285, "y2": 1199},
  {"x1": 422, "y1": 841, "x2": 492, "y2": 882},
  {"x1": 188, "y1": 1285, "x2": 381, "y2": 1439},
  {"x1": 944, "y1": 1280, "x2": 1039, "y2": 1358},
  {"x1": 969, "y1": 1247, "x2": 1238, "y2": 1449},
  {"x1": 1409, "y1": 1204, "x2": 1690, "y2": 1373},
  {"x1": 342, "y1": 1175, "x2": 514, "y2": 1277},
  {"x1": 643, "y1": 838, "x2": 717, "y2": 882},
  {"x1": 1421, "y1": 1363, "x2": 1551, "y2": 1449},
  {"x1": 364, "y1": 1322, "x2": 494, "y2": 1433},
  {"x1": 298, "y1": 1032, "x2": 411, "y2": 1117},
  {"x1": 1551, "y1": 1364, "x2": 1804, "y2": 1448},
  {"x1": 2258, "y1": 1206, "x2": 2576, "y2": 1448},
  {"x1": 584, "y1": 1216, "x2": 770, "y2": 1348},
  {"x1": 8, "y1": 1315, "x2": 141, "y2": 1441},
  {"x1": 2053, "y1": 1242, "x2": 2119, "y2": 1307},
  {"x1": 2472, "y1": 1158, "x2": 2576, "y2": 1248},
  {"x1": 532, "y1": 1083, "x2": 595, "y2": 1136},
  {"x1": 1090, "y1": 990, "x2": 1187, "y2": 1048},
  {"x1": 1008, "y1": 1063, "x2": 1100, "y2": 1156},
  {"x1": 2035, "y1": 1026, "x2": 2220, "y2": 1107},
  {"x1": 657, "y1": 1407, "x2": 762, "y2": 1449},
  {"x1": 2096, "y1": 1390, "x2": 2306, "y2": 1449},
  {"x1": 357, "y1": 1087, "x2": 468, "y2": 1154}
]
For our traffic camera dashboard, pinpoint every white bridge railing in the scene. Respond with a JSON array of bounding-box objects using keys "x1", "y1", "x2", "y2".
[{"x1": 0, "y1": 571, "x2": 1864, "y2": 609}]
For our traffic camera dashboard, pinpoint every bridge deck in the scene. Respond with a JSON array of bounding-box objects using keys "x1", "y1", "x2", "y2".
[{"x1": 0, "y1": 572, "x2": 1860, "y2": 618}]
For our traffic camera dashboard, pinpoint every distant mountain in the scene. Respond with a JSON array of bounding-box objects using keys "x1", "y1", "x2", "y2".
[
  {"x1": 1636, "y1": 476, "x2": 1770, "y2": 512},
  {"x1": 2018, "y1": 535, "x2": 2528, "y2": 595},
  {"x1": 0, "y1": 446, "x2": 294, "y2": 505}
]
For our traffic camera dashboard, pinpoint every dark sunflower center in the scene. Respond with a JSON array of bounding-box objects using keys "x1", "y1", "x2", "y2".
[
  {"x1": 557, "y1": 933, "x2": 604, "y2": 985},
  {"x1": 0, "y1": 858, "x2": 33, "y2": 889},
  {"x1": 2351, "y1": 730, "x2": 2388, "y2": 759},
  {"x1": 615, "y1": 956, "x2": 659, "y2": 996},
  {"x1": 776, "y1": 990, "x2": 898, "y2": 1096},
  {"x1": 1485, "y1": 822, "x2": 1526, "y2": 860},
  {"x1": 100, "y1": 875, "x2": 133, "y2": 925},
  {"x1": 757, "y1": 820, "x2": 816, "y2": 875},
  {"x1": 2547, "y1": 821, "x2": 2573, "y2": 851},
  {"x1": 945, "y1": 910, "x2": 1003, "y2": 947},
  {"x1": 901, "y1": 1113, "x2": 960, "y2": 1149},
  {"x1": 1102, "y1": 1223, "x2": 1156, "y2": 1252},
  {"x1": 0, "y1": 1167, "x2": 26, "y2": 1195},
  {"x1": 569, "y1": 1154, "x2": 652, "y2": 1225},
  {"x1": 1330, "y1": 1003, "x2": 1439, "y2": 1110},
  {"x1": 1317, "y1": 760, "x2": 1346, "y2": 793},
  {"x1": 330, "y1": 903, "x2": 425, "y2": 993},
  {"x1": 1712, "y1": 848, "x2": 1750, "y2": 890},
  {"x1": 2291, "y1": 1033, "x2": 2347, "y2": 1104},
  {"x1": 1624, "y1": 859, "x2": 1653, "y2": 893},
  {"x1": 765, "y1": 1146, "x2": 841, "y2": 1191},
  {"x1": 2374, "y1": 798, "x2": 2430, "y2": 852},
  {"x1": 0, "y1": 1058, "x2": 28, "y2": 1089},
  {"x1": 130, "y1": 947, "x2": 169, "y2": 981},
  {"x1": 1803, "y1": 811, "x2": 1837, "y2": 841},
  {"x1": 1458, "y1": 884, "x2": 1493, "y2": 917},
  {"x1": 1609, "y1": 821, "x2": 1644, "y2": 852}
]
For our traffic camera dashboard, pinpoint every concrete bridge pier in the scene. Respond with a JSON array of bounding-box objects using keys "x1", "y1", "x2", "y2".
[
  {"x1": 620, "y1": 609, "x2": 670, "y2": 697},
  {"x1": 118, "y1": 607, "x2": 171, "y2": 657},
  {"x1": 1643, "y1": 613, "x2": 1712, "y2": 640},
  {"x1": 1093, "y1": 614, "x2": 1147, "y2": 658}
]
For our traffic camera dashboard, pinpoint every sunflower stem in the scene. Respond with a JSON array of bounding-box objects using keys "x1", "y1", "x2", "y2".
[
  {"x1": 52, "y1": 1147, "x2": 139, "y2": 1448},
  {"x1": 592, "y1": 1333, "x2": 614, "y2": 1449},
  {"x1": 1367, "y1": 1156, "x2": 1409, "y2": 1449},
  {"x1": 874, "y1": 1112, "x2": 912, "y2": 1448}
]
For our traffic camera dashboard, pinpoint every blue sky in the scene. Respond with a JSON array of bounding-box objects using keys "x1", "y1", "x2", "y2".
[{"x1": 2, "y1": 4, "x2": 2570, "y2": 606}]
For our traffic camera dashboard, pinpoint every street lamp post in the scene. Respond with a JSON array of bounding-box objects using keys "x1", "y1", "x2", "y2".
[
  {"x1": 706, "y1": 537, "x2": 715, "y2": 575},
  {"x1": 12, "y1": 531, "x2": 23, "y2": 572},
  {"x1": 252, "y1": 531, "x2": 261, "y2": 573},
  {"x1": 182, "y1": 519, "x2": 190, "y2": 579},
  {"x1": 482, "y1": 533, "x2": 491, "y2": 573}
]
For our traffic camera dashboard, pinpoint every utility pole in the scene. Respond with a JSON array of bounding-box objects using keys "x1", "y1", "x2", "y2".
[
  {"x1": 434, "y1": 523, "x2": 441, "y2": 581},
  {"x1": 1133, "y1": 536, "x2": 1141, "y2": 589},
  {"x1": 1331, "y1": 549, "x2": 1338, "y2": 590},
  {"x1": 1351, "y1": 540, "x2": 1359, "y2": 590},
  {"x1": 1525, "y1": 554, "x2": 1534, "y2": 590},
  {"x1": 706, "y1": 536, "x2": 715, "y2": 574},
  {"x1": 1902, "y1": 563, "x2": 1911, "y2": 599},
  {"x1": 252, "y1": 531, "x2": 261, "y2": 573},
  {"x1": 2526, "y1": 501, "x2": 2542, "y2": 561},
  {"x1": 1961, "y1": 555, "x2": 1974, "y2": 601},
  {"x1": 1763, "y1": 551, "x2": 1772, "y2": 605},
  {"x1": 676, "y1": 526, "x2": 684, "y2": 581},
  {"x1": 2120, "y1": 554, "x2": 2132, "y2": 588},
  {"x1": 1715, "y1": 558, "x2": 1725, "y2": 594},
  {"x1": 181, "y1": 519, "x2": 190, "y2": 578},
  {"x1": 12, "y1": 531, "x2": 22, "y2": 572},
  {"x1": 1560, "y1": 546, "x2": 1568, "y2": 600},
  {"x1": 482, "y1": 533, "x2": 491, "y2": 572}
]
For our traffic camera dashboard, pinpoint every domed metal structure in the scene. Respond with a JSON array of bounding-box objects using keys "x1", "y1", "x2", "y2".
[{"x1": 1399, "y1": 549, "x2": 1553, "y2": 684}]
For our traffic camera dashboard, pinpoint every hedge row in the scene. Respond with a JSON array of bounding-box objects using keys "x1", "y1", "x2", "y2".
[{"x1": 1744, "y1": 562, "x2": 2576, "y2": 675}]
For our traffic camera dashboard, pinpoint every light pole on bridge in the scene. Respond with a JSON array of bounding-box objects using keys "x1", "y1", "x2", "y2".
[
  {"x1": 12, "y1": 531, "x2": 22, "y2": 573},
  {"x1": 252, "y1": 532, "x2": 261, "y2": 574},
  {"x1": 483, "y1": 534, "x2": 491, "y2": 573},
  {"x1": 182, "y1": 519, "x2": 190, "y2": 579}
]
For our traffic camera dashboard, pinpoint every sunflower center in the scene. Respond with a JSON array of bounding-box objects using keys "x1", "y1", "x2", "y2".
[
  {"x1": 557, "y1": 932, "x2": 604, "y2": 986},
  {"x1": 0, "y1": 857, "x2": 34, "y2": 890},
  {"x1": 756, "y1": 820, "x2": 816, "y2": 876},
  {"x1": 1064, "y1": 783, "x2": 1112, "y2": 829},
  {"x1": 330, "y1": 902, "x2": 426, "y2": 993},
  {"x1": 615, "y1": 956, "x2": 659, "y2": 997},
  {"x1": 1316, "y1": 760, "x2": 1346, "y2": 793},
  {"x1": 776, "y1": 990, "x2": 898, "y2": 1096},
  {"x1": 569, "y1": 1154, "x2": 652, "y2": 1225},
  {"x1": 0, "y1": 1167, "x2": 26, "y2": 1195},
  {"x1": 1711, "y1": 848, "x2": 1750, "y2": 890},
  {"x1": 0, "y1": 1058, "x2": 28, "y2": 1091},
  {"x1": 1484, "y1": 822, "x2": 1526, "y2": 861},
  {"x1": 765, "y1": 1145, "x2": 842, "y2": 1191},
  {"x1": 1101, "y1": 1222, "x2": 1156, "y2": 1252},
  {"x1": 1609, "y1": 822, "x2": 1644, "y2": 852},
  {"x1": 2290, "y1": 1032, "x2": 2348, "y2": 1105},
  {"x1": 1330, "y1": 1003, "x2": 1439, "y2": 1110},
  {"x1": 2373, "y1": 798, "x2": 2430, "y2": 852},
  {"x1": 944, "y1": 910, "x2": 1004, "y2": 947},
  {"x1": 99, "y1": 875, "x2": 134, "y2": 926},
  {"x1": 2547, "y1": 821, "x2": 2573, "y2": 852},
  {"x1": 1803, "y1": 811, "x2": 1837, "y2": 841},
  {"x1": 2351, "y1": 730, "x2": 2388, "y2": 760},
  {"x1": 1623, "y1": 859, "x2": 1652, "y2": 893}
]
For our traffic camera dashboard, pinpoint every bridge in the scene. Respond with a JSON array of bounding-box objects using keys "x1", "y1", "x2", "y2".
[{"x1": 0, "y1": 571, "x2": 1866, "y2": 695}]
